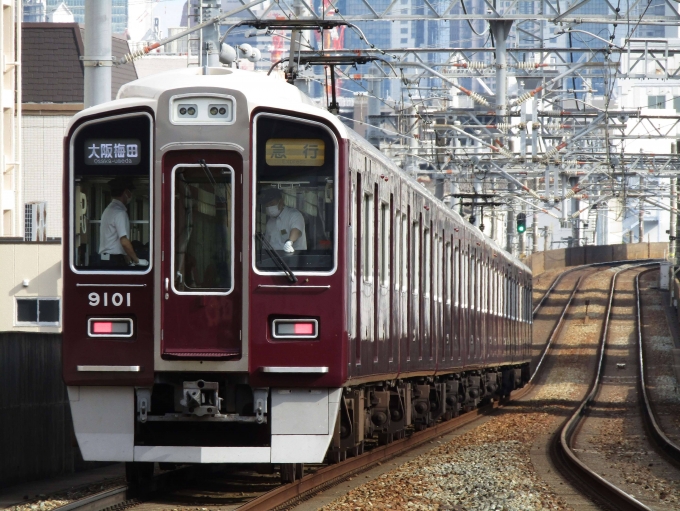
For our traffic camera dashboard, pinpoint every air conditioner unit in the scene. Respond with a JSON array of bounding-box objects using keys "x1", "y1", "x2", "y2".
[{"x1": 24, "y1": 202, "x2": 47, "y2": 241}]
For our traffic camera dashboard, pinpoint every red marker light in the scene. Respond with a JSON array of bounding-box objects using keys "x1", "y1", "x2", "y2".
[
  {"x1": 93, "y1": 321, "x2": 113, "y2": 334},
  {"x1": 294, "y1": 322, "x2": 314, "y2": 335}
]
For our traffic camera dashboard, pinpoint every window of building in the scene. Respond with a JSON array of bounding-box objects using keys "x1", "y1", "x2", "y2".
[
  {"x1": 401, "y1": 38, "x2": 408, "y2": 44},
  {"x1": 401, "y1": 28, "x2": 408, "y2": 34},
  {"x1": 648, "y1": 95, "x2": 666, "y2": 109},
  {"x1": 674, "y1": 96, "x2": 680, "y2": 112},
  {"x1": 16, "y1": 298, "x2": 60, "y2": 326}
]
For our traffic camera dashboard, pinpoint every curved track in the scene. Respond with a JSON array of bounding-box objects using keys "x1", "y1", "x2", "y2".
[{"x1": 550, "y1": 262, "x2": 680, "y2": 510}]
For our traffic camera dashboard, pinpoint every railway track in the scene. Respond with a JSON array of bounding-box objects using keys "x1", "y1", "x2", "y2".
[
  {"x1": 52, "y1": 261, "x2": 680, "y2": 511},
  {"x1": 550, "y1": 262, "x2": 680, "y2": 511}
]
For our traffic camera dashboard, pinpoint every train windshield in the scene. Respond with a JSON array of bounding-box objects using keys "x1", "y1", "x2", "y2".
[
  {"x1": 70, "y1": 113, "x2": 152, "y2": 272},
  {"x1": 253, "y1": 114, "x2": 337, "y2": 274}
]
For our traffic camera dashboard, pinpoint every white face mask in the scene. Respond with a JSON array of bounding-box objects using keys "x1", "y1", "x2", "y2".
[{"x1": 266, "y1": 205, "x2": 281, "y2": 217}]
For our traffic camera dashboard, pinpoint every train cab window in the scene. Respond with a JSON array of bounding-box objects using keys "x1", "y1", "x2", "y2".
[
  {"x1": 70, "y1": 113, "x2": 152, "y2": 272},
  {"x1": 253, "y1": 114, "x2": 337, "y2": 274},
  {"x1": 172, "y1": 164, "x2": 233, "y2": 293}
]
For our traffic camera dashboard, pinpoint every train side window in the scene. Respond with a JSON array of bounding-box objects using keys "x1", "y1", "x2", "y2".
[
  {"x1": 401, "y1": 214, "x2": 408, "y2": 292},
  {"x1": 394, "y1": 209, "x2": 401, "y2": 291},
  {"x1": 445, "y1": 242, "x2": 452, "y2": 305},
  {"x1": 253, "y1": 114, "x2": 337, "y2": 274},
  {"x1": 70, "y1": 113, "x2": 152, "y2": 272},
  {"x1": 453, "y1": 246, "x2": 459, "y2": 307},
  {"x1": 363, "y1": 192, "x2": 374, "y2": 282},
  {"x1": 379, "y1": 201, "x2": 389, "y2": 286},
  {"x1": 423, "y1": 227, "x2": 431, "y2": 298},
  {"x1": 412, "y1": 220, "x2": 420, "y2": 295},
  {"x1": 350, "y1": 181, "x2": 356, "y2": 282}
]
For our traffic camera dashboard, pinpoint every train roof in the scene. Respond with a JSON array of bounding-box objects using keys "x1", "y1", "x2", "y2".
[{"x1": 70, "y1": 67, "x2": 530, "y2": 276}]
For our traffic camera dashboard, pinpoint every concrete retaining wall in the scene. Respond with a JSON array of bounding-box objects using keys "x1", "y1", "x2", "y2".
[{"x1": 529, "y1": 242, "x2": 669, "y2": 274}]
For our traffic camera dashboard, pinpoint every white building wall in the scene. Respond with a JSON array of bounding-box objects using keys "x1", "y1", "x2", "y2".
[
  {"x1": 22, "y1": 115, "x2": 70, "y2": 239},
  {"x1": 0, "y1": 242, "x2": 62, "y2": 332},
  {"x1": 1, "y1": 0, "x2": 20, "y2": 237}
]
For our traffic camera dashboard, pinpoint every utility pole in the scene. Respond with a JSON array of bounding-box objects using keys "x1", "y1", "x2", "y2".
[
  {"x1": 83, "y1": 0, "x2": 112, "y2": 108},
  {"x1": 506, "y1": 183, "x2": 515, "y2": 255},
  {"x1": 200, "y1": 0, "x2": 221, "y2": 71}
]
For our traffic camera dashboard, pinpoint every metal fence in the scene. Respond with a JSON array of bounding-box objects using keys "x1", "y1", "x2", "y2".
[{"x1": 0, "y1": 332, "x2": 103, "y2": 488}]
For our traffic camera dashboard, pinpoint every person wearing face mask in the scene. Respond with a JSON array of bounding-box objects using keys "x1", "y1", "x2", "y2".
[
  {"x1": 99, "y1": 177, "x2": 149, "y2": 267},
  {"x1": 260, "y1": 187, "x2": 307, "y2": 253}
]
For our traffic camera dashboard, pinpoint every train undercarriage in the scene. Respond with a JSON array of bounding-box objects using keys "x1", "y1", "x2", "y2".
[{"x1": 120, "y1": 363, "x2": 529, "y2": 485}]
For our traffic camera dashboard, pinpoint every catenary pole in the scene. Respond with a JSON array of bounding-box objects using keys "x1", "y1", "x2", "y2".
[{"x1": 84, "y1": 0, "x2": 112, "y2": 108}]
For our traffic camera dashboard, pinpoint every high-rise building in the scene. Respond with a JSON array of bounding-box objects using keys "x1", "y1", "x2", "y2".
[
  {"x1": 45, "y1": 0, "x2": 128, "y2": 34},
  {"x1": 22, "y1": 0, "x2": 45, "y2": 22}
]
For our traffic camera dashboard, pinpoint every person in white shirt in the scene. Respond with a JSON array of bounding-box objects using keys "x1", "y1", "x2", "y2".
[
  {"x1": 260, "y1": 188, "x2": 307, "y2": 253},
  {"x1": 99, "y1": 177, "x2": 148, "y2": 267}
]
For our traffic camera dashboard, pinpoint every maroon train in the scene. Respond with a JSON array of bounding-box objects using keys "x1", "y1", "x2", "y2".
[{"x1": 62, "y1": 67, "x2": 532, "y2": 482}]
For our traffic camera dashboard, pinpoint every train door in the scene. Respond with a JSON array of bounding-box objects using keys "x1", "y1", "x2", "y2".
[
  {"x1": 453, "y1": 242, "x2": 461, "y2": 363},
  {"x1": 359, "y1": 168, "x2": 375, "y2": 365},
  {"x1": 422, "y1": 222, "x2": 431, "y2": 361},
  {"x1": 350, "y1": 170, "x2": 359, "y2": 370},
  {"x1": 443, "y1": 237, "x2": 452, "y2": 363},
  {"x1": 376, "y1": 185, "x2": 392, "y2": 365},
  {"x1": 397, "y1": 206, "x2": 408, "y2": 368},
  {"x1": 161, "y1": 150, "x2": 242, "y2": 359}
]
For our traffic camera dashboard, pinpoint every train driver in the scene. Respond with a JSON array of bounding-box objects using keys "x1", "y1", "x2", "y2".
[
  {"x1": 260, "y1": 188, "x2": 307, "y2": 253},
  {"x1": 99, "y1": 177, "x2": 149, "y2": 267}
]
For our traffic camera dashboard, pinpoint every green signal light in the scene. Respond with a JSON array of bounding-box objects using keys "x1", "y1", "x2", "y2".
[{"x1": 516, "y1": 213, "x2": 526, "y2": 234}]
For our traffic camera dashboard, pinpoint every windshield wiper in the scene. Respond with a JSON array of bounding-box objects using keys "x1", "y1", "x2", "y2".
[{"x1": 256, "y1": 232, "x2": 297, "y2": 283}]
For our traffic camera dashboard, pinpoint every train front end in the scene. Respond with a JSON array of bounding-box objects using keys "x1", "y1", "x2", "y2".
[{"x1": 62, "y1": 70, "x2": 347, "y2": 471}]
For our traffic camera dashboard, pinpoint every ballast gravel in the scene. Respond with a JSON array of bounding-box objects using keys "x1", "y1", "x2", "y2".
[
  {"x1": 4, "y1": 479, "x2": 125, "y2": 511},
  {"x1": 321, "y1": 412, "x2": 569, "y2": 511}
]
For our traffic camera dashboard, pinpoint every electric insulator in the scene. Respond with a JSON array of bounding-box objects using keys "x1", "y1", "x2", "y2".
[
  {"x1": 542, "y1": 146, "x2": 560, "y2": 160},
  {"x1": 468, "y1": 91, "x2": 490, "y2": 107}
]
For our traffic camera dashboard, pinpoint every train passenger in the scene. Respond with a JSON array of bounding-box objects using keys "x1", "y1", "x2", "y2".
[
  {"x1": 99, "y1": 177, "x2": 149, "y2": 267},
  {"x1": 261, "y1": 187, "x2": 307, "y2": 253}
]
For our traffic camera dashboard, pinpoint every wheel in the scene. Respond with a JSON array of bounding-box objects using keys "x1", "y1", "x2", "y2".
[
  {"x1": 280, "y1": 463, "x2": 296, "y2": 483},
  {"x1": 125, "y1": 462, "x2": 154, "y2": 491},
  {"x1": 295, "y1": 463, "x2": 304, "y2": 480}
]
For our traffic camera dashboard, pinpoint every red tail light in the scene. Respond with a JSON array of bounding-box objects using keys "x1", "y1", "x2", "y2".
[
  {"x1": 88, "y1": 318, "x2": 133, "y2": 338},
  {"x1": 272, "y1": 319, "x2": 318, "y2": 339}
]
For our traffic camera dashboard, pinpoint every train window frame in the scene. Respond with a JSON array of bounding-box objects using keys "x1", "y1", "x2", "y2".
[
  {"x1": 412, "y1": 220, "x2": 420, "y2": 295},
  {"x1": 170, "y1": 163, "x2": 235, "y2": 296},
  {"x1": 401, "y1": 213, "x2": 408, "y2": 293},
  {"x1": 363, "y1": 192, "x2": 374, "y2": 283},
  {"x1": 453, "y1": 245, "x2": 459, "y2": 308},
  {"x1": 378, "y1": 201, "x2": 390, "y2": 287},
  {"x1": 251, "y1": 112, "x2": 339, "y2": 277},
  {"x1": 394, "y1": 208, "x2": 401, "y2": 291},
  {"x1": 423, "y1": 227, "x2": 431, "y2": 298},
  {"x1": 69, "y1": 111, "x2": 153, "y2": 276}
]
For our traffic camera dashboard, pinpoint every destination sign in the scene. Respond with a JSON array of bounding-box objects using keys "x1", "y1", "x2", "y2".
[
  {"x1": 265, "y1": 139, "x2": 325, "y2": 166},
  {"x1": 85, "y1": 139, "x2": 142, "y2": 165}
]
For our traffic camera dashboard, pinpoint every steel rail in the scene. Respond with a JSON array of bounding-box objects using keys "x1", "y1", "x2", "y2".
[
  {"x1": 553, "y1": 262, "x2": 657, "y2": 511},
  {"x1": 237, "y1": 386, "x2": 533, "y2": 511},
  {"x1": 636, "y1": 267, "x2": 680, "y2": 465}
]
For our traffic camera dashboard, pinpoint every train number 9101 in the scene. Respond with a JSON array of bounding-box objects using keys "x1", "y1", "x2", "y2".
[{"x1": 88, "y1": 292, "x2": 131, "y2": 307}]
